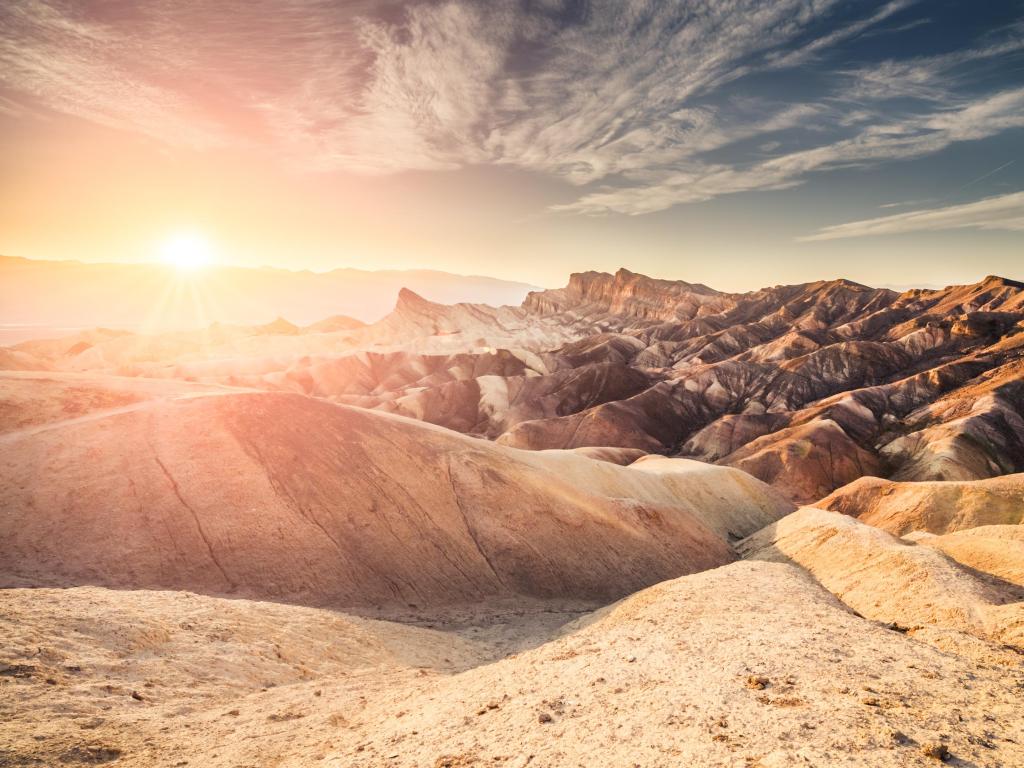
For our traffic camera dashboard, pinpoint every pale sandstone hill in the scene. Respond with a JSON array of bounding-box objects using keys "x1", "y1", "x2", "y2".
[
  {"x1": 914, "y1": 526, "x2": 1024, "y2": 588},
  {"x1": 0, "y1": 389, "x2": 792, "y2": 606},
  {"x1": 739, "y1": 507, "x2": 1024, "y2": 650},
  {"x1": 0, "y1": 370, "x2": 246, "y2": 435},
  {"x1": 0, "y1": 346, "x2": 48, "y2": 371},
  {"x1": 2, "y1": 562, "x2": 1021, "y2": 767},
  {"x1": 357, "y1": 288, "x2": 575, "y2": 352},
  {"x1": 553, "y1": 445, "x2": 649, "y2": 465},
  {"x1": 815, "y1": 474, "x2": 1024, "y2": 535}
]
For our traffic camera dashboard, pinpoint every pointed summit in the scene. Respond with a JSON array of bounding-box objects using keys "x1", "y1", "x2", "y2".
[
  {"x1": 396, "y1": 287, "x2": 433, "y2": 309},
  {"x1": 980, "y1": 275, "x2": 1024, "y2": 290}
]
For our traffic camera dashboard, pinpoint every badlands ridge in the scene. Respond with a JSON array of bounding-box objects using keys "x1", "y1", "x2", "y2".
[{"x1": 1, "y1": 269, "x2": 1023, "y2": 767}]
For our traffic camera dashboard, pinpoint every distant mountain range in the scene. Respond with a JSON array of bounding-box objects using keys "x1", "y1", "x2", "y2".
[{"x1": 0, "y1": 255, "x2": 539, "y2": 343}]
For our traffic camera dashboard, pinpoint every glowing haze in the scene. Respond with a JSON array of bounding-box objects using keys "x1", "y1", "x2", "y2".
[{"x1": 1, "y1": 0, "x2": 1022, "y2": 290}]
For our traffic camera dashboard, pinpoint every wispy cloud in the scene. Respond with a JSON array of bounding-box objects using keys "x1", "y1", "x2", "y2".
[
  {"x1": 764, "y1": 0, "x2": 916, "y2": 70},
  {"x1": 1, "y1": 0, "x2": 1023, "y2": 218},
  {"x1": 840, "y1": 32, "x2": 1024, "y2": 102},
  {"x1": 798, "y1": 191, "x2": 1024, "y2": 241},
  {"x1": 0, "y1": 0, "x2": 227, "y2": 147},
  {"x1": 556, "y1": 87, "x2": 1024, "y2": 215}
]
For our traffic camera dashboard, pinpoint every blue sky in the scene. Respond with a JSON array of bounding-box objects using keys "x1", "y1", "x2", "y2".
[{"x1": 0, "y1": 0, "x2": 1021, "y2": 289}]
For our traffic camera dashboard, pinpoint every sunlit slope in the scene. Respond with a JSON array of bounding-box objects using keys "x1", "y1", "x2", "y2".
[
  {"x1": 3, "y1": 562, "x2": 1021, "y2": 767},
  {"x1": 0, "y1": 389, "x2": 792, "y2": 606}
]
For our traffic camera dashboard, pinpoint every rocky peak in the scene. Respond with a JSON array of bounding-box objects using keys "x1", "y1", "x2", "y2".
[
  {"x1": 396, "y1": 287, "x2": 433, "y2": 309},
  {"x1": 980, "y1": 275, "x2": 1024, "y2": 290},
  {"x1": 525, "y1": 268, "x2": 730, "y2": 322}
]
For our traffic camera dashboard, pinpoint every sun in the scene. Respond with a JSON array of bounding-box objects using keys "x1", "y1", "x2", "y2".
[{"x1": 159, "y1": 231, "x2": 215, "y2": 271}]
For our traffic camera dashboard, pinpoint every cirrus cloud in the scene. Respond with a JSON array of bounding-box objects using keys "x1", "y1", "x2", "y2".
[
  {"x1": 799, "y1": 191, "x2": 1024, "y2": 241},
  {"x1": 2, "y1": 0, "x2": 1022, "y2": 218}
]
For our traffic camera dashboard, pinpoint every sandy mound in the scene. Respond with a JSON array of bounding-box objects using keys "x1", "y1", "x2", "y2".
[
  {"x1": 0, "y1": 370, "x2": 246, "y2": 436},
  {"x1": 815, "y1": 473, "x2": 1024, "y2": 534},
  {"x1": 3, "y1": 562, "x2": 1021, "y2": 767},
  {"x1": 916, "y1": 526, "x2": 1024, "y2": 588},
  {"x1": 0, "y1": 389, "x2": 792, "y2": 607},
  {"x1": 740, "y1": 507, "x2": 1024, "y2": 650},
  {"x1": 542, "y1": 445, "x2": 648, "y2": 465}
]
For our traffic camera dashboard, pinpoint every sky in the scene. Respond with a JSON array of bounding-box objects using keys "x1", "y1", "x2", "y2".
[{"x1": 1, "y1": 0, "x2": 1022, "y2": 291}]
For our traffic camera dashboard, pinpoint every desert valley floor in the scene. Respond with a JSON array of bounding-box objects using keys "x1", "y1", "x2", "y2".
[{"x1": 2, "y1": 269, "x2": 1024, "y2": 767}]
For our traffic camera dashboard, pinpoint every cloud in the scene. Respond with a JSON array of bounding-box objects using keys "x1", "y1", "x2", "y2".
[
  {"x1": 878, "y1": 198, "x2": 936, "y2": 209},
  {"x1": 840, "y1": 33, "x2": 1024, "y2": 102},
  {"x1": 798, "y1": 191, "x2": 1024, "y2": 241},
  {"x1": 1, "y1": 0, "x2": 1022, "y2": 217},
  {"x1": 555, "y1": 87, "x2": 1024, "y2": 215},
  {"x1": 764, "y1": 0, "x2": 916, "y2": 70},
  {"x1": 0, "y1": 0, "x2": 228, "y2": 147}
]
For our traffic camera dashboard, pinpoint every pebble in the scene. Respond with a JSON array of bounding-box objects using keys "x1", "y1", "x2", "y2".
[
  {"x1": 921, "y1": 742, "x2": 950, "y2": 761},
  {"x1": 746, "y1": 675, "x2": 770, "y2": 690}
]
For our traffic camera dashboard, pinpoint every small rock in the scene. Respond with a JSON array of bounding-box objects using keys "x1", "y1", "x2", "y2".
[
  {"x1": 538, "y1": 712, "x2": 553, "y2": 724},
  {"x1": 746, "y1": 675, "x2": 770, "y2": 690},
  {"x1": 888, "y1": 729, "x2": 909, "y2": 745},
  {"x1": 921, "y1": 742, "x2": 950, "y2": 761},
  {"x1": 861, "y1": 696, "x2": 881, "y2": 707},
  {"x1": 130, "y1": 690, "x2": 144, "y2": 701}
]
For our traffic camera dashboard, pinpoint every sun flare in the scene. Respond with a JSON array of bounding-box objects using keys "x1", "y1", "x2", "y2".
[{"x1": 159, "y1": 231, "x2": 214, "y2": 271}]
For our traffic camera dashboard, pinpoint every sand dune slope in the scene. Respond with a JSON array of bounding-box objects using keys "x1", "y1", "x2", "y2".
[{"x1": 0, "y1": 390, "x2": 792, "y2": 607}]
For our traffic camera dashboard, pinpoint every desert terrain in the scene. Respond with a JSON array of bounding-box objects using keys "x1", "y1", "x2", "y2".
[{"x1": 2, "y1": 269, "x2": 1023, "y2": 767}]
